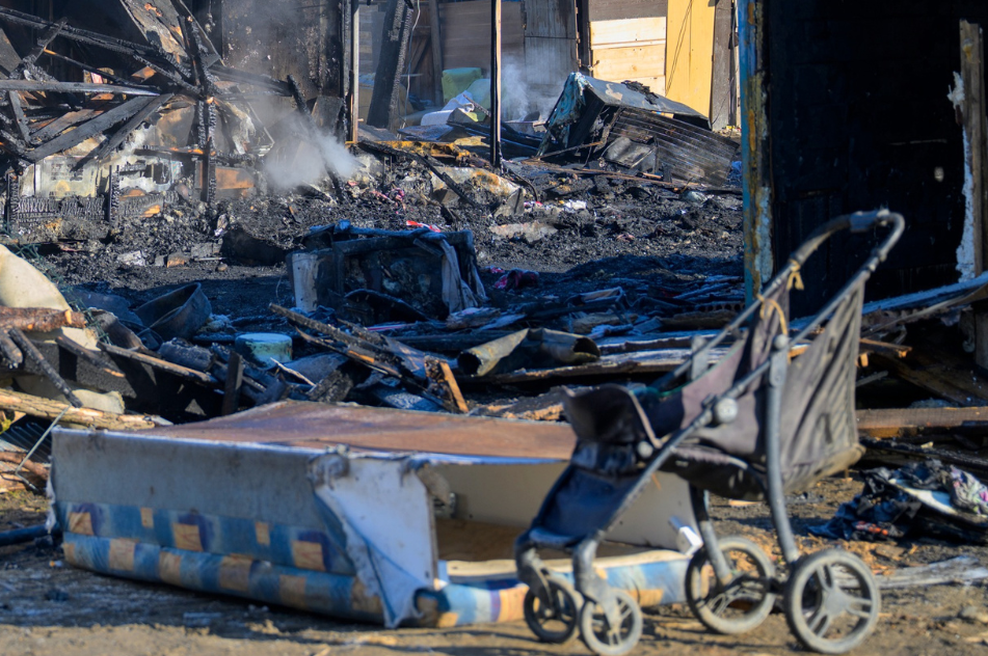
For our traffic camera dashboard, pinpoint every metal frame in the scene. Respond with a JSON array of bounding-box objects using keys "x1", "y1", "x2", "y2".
[{"x1": 516, "y1": 209, "x2": 905, "y2": 629}]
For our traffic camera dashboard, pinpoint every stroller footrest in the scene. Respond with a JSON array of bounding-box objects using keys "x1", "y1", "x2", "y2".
[{"x1": 529, "y1": 527, "x2": 581, "y2": 551}]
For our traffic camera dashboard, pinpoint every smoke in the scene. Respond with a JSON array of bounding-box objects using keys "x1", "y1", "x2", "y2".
[
  {"x1": 262, "y1": 113, "x2": 359, "y2": 192},
  {"x1": 498, "y1": 54, "x2": 564, "y2": 122}
]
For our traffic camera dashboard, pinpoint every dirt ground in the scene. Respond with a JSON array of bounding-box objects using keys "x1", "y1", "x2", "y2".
[
  {"x1": 3, "y1": 474, "x2": 988, "y2": 656},
  {"x1": 0, "y1": 156, "x2": 986, "y2": 654}
]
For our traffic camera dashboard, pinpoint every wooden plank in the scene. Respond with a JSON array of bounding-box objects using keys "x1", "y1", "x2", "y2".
[
  {"x1": 665, "y1": 0, "x2": 717, "y2": 116},
  {"x1": 856, "y1": 406, "x2": 988, "y2": 439},
  {"x1": 0, "y1": 387, "x2": 162, "y2": 430},
  {"x1": 709, "y1": 0, "x2": 734, "y2": 130},
  {"x1": 0, "y1": 80, "x2": 159, "y2": 96},
  {"x1": 590, "y1": 17, "x2": 666, "y2": 48},
  {"x1": 592, "y1": 44, "x2": 666, "y2": 81},
  {"x1": 222, "y1": 351, "x2": 244, "y2": 416},
  {"x1": 0, "y1": 25, "x2": 22, "y2": 75},
  {"x1": 859, "y1": 338, "x2": 912, "y2": 360},
  {"x1": 30, "y1": 108, "x2": 99, "y2": 143}
]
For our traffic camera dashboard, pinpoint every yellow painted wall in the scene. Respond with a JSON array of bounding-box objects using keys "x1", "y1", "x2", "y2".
[{"x1": 665, "y1": 0, "x2": 717, "y2": 117}]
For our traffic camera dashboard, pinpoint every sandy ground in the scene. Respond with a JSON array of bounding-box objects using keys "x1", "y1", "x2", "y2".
[{"x1": 3, "y1": 476, "x2": 988, "y2": 656}]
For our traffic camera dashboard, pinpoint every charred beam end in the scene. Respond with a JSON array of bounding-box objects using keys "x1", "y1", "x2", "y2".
[
  {"x1": 18, "y1": 17, "x2": 67, "y2": 72},
  {"x1": 0, "y1": 329, "x2": 21, "y2": 366},
  {"x1": 6, "y1": 91, "x2": 28, "y2": 144},
  {"x1": 98, "y1": 341, "x2": 218, "y2": 386},
  {"x1": 7, "y1": 327, "x2": 83, "y2": 408},
  {"x1": 221, "y1": 351, "x2": 244, "y2": 416},
  {"x1": 54, "y1": 335, "x2": 123, "y2": 376}
]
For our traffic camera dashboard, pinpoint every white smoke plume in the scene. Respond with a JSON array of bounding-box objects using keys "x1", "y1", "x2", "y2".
[{"x1": 262, "y1": 114, "x2": 358, "y2": 191}]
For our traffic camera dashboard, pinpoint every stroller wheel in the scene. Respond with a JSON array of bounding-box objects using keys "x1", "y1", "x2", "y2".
[
  {"x1": 523, "y1": 577, "x2": 580, "y2": 644},
  {"x1": 578, "y1": 589, "x2": 643, "y2": 656},
  {"x1": 686, "y1": 536, "x2": 777, "y2": 635},
  {"x1": 784, "y1": 549, "x2": 881, "y2": 654}
]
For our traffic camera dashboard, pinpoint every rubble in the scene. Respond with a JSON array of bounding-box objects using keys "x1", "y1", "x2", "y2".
[{"x1": 0, "y1": 2, "x2": 339, "y2": 246}]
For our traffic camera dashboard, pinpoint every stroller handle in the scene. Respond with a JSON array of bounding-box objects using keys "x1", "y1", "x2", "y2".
[
  {"x1": 789, "y1": 209, "x2": 905, "y2": 270},
  {"x1": 651, "y1": 209, "x2": 903, "y2": 392}
]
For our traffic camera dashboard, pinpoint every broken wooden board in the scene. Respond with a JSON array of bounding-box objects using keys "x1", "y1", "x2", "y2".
[{"x1": 857, "y1": 406, "x2": 988, "y2": 439}]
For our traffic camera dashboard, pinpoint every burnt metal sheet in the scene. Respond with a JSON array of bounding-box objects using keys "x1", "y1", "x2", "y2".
[
  {"x1": 604, "y1": 108, "x2": 739, "y2": 185},
  {"x1": 141, "y1": 400, "x2": 577, "y2": 460},
  {"x1": 541, "y1": 73, "x2": 738, "y2": 185},
  {"x1": 581, "y1": 75, "x2": 707, "y2": 120}
]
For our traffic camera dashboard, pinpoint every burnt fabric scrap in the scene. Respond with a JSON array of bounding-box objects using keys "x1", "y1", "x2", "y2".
[{"x1": 813, "y1": 460, "x2": 988, "y2": 543}]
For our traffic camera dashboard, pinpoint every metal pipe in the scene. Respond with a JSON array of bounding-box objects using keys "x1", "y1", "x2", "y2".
[{"x1": 764, "y1": 335, "x2": 800, "y2": 565}]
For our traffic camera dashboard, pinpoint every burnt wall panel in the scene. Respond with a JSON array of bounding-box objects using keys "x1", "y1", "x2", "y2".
[{"x1": 764, "y1": 0, "x2": 987, "y2": 314}]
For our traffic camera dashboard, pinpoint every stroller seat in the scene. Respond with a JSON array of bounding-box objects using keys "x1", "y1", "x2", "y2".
[{"x1": 515, "y1": 210, "x2": 905, "y2": 656}]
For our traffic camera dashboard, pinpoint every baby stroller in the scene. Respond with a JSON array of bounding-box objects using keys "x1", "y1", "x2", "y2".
[{"x1": 515, "y1": 210, "x2": 905, "y2": 655}]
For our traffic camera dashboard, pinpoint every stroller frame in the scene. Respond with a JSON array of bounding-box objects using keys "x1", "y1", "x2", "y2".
[{"x1": 515, "y1": 210, "x2": 905, "y2": 655}]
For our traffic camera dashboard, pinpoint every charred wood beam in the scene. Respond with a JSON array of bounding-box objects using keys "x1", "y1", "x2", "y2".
[
  {"x1": 6, "y1": 91, "x2": 28, "y2": 144},
  {"x1": 171, "y1": 0, "x2": 217, "y2": 59},
  {"x1": 367, "y1": 0, "x2": 413, "y2": 130},
  {"x1": 221, "y1": 351, "x2": 244, "y2": 416},
  {"x1": 273, "y1": 304, "x2": 465, "y2": 413},
  {"x1": 7, "y1": 327, "x2": 83, "y2": 408},
  {"x1": 0, "y1": 25, "x2": 19, "y2": 76},
  {"x1": 0, "y1": 330, "x2": 21, "y2": 367},
  {"x1": 39, "y1": 50, "x2": 160, "y2": 91},
  {"x1": 26, "y1": 96, "x2": 153, "y2": 163},
  {"x1": 0, "y1": 80, "x2": 160, "y2": 97},
  {"x1": 271, "y1": 304, "x2": 401, "y2": 368},
  {"x1": 30, "y1": 108, "x2": 99, "y2": 144},
  {"x1": 0, "y1": 7, "x2": 165, "y2": 63},
  {"x1": 0, "y1": 307, "x2": 87, "y2": 331},
  {"x1": 54, "y1": 336, "x2": 123, "y2": 376},
  {"x1": 489, "y1": 0, "x2": 501, "y2": 168},
  {"x1": 95, "y1": 93, "x2": 175, "y2": 160},
  {"x1": 0, "y1": 387, "x2": 163, "y2": 430},
  {"x1": 97, "y1": 342, "x2": 218, "y2": 386},
  {"x1": 0, "y1": 124, "x2": 28, "y2": 158},
  {"x1": 188, "y1": 20, "x2": 220, "y2": 91},
  {"x1": 0, "y1": 8, "x2": 197, "y2": 96},
  {"x1": 16, "y1": 17, "x2": 67, "y2": 75}
]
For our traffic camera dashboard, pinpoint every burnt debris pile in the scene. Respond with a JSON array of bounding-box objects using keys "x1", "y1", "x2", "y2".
[{"x1": 0, "y1": 1, "x2": 325, "y2": 245}]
